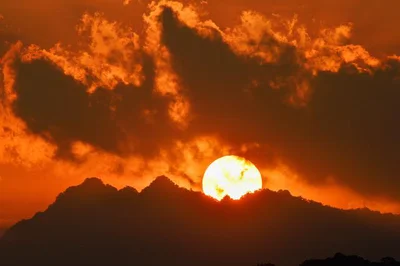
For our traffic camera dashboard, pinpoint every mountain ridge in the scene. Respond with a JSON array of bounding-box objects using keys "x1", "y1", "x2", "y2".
[{"x1": 1, "y1": 176, "x2": 400, "y2": 266}]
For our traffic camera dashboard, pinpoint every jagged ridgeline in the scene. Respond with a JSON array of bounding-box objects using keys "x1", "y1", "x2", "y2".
[{"x1": 1, "y1": 177, "x2": 400, "y2": 266}]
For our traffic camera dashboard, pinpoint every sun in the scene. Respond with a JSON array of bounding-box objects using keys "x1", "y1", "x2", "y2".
[{"x1": 202, "y1": 155, "x2": 263, "y2": 200}]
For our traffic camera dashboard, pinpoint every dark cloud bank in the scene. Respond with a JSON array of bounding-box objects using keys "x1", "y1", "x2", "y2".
[
  {"x1": 8, "y1": 7, "x2": 400, "y2": 201},
  {"x1": 12, "y1": 55, "x2": 179, "y2": 160}
]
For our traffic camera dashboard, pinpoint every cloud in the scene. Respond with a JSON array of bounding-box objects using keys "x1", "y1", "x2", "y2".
[
  {"x1": 10, "y1": 55, "x2": 182, "y2": 160},
  {"x1": 156, "y1": 6, "x2": 400, "y2": 201},
  {"x1": 1, "y1": 0, "x2": 400, "y2": 215},
  {"x1": 26, "y1": 12, "x2": 145, "y2": 91}
]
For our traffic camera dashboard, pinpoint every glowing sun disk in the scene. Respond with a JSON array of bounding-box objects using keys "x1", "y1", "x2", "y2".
[{"x1": 202, "y1": 155, "x2": 262, "y2": 200}]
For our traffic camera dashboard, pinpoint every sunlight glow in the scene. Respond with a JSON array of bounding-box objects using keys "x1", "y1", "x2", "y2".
[{"x1": 202, "y1": 155, "x2": 262, "y2": 200}]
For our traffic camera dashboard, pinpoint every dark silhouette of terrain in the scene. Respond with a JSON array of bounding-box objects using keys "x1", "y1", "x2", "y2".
[
  {"x1": 1, "y1": 177, "x2": 400, "y2": 266},
  {"x1": 0, "y1": 227, "x2": 6, "y2": 238},
  {"x1": 300, "y1": 253, "x2": 400, "y2": 266}
]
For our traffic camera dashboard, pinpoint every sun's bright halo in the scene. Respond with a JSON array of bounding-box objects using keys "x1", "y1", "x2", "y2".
[{"x1": 202, "y1": 155, "x2": 263, "y2": 200}]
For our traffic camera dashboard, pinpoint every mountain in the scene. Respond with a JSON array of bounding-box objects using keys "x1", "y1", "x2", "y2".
[
  {"x1": 1, "y1": 176, "x2": 400, "y2": 266},
  {"x1": 300, "y1": 253, "x2": 400, "y2": 266},
  {"x1": 0, "y1": 227, "x2": 6, "y2": 238}
]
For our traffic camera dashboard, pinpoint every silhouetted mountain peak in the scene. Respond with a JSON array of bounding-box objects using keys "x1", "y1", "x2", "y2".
[
  {"x1": 143, "y1": 175, "x2": 179, "y2": 193},
  {"x1": 118, "y1": 186, "x2": 139, "y2": 200},
  {"x1": 119, "y1": 186, "x2": 138, "y2": 194},
  {"x1": 300, "y1": 253, "x2": 400, "y2": 266},
  {"x1": 53, "y1": 177, "x2": 118, "y2": 205},
  {"x1": 2, "y1": 176, "x2": 400, "y2": 266},
  {"x1": 81, "y1": 177, "x2": 104, "y2": 187}
]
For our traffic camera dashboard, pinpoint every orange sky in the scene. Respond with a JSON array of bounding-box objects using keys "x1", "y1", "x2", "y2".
[
  {"x1": 1, "y1": 0, "x2": 400, "y2": 230},
  {"x1": 1, "y1": 0, "x2": 400, "y2": 55}
]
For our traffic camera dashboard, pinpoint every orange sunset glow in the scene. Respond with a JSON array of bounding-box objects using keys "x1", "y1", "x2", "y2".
[
  {"x1": 0, "y1": 0, "x2": 400, "y2": 226},
  {"x1": 1, "y1": 1, "x2": 400, "y2": 265}
]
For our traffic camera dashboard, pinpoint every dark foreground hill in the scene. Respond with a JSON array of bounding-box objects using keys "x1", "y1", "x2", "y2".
[
  {"x1": 1, "y1": 176, "x2": 400, "y2": 266},
  {"x1": 301, "y1": 253, "x2": 400, "y2": 266}
]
